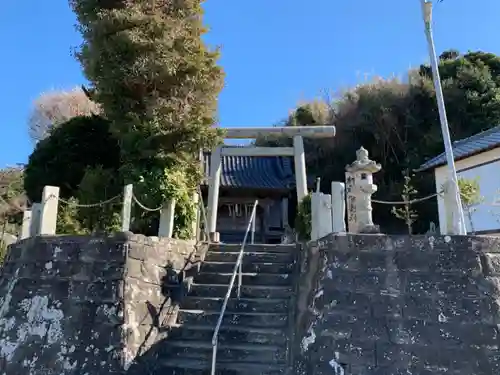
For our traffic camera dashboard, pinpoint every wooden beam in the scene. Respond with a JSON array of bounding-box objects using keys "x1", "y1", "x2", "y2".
[
  {"x1": 221, "y1": 146, "x2": 294, "y2": 157},
  {"x1": 224, "y1": 126, "x2": 336, "y2": 139}
]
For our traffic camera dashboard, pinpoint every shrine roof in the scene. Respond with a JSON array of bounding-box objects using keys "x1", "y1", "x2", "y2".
[
  {"x1": 201, "y1": 149, "x2": 297, "y2": 190},
  {"x1": 417, "y1": 125, "x2": 500, "y2": 172}
]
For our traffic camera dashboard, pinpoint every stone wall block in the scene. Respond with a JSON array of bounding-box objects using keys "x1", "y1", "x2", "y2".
[
  {"x1": 89, "y1": 261, "x2": 125, "y2": 281},
  {"x1": 124, "y1": 278, "x2": 164, "y2": 306},
  {"x1": 371, "y1": 295, "x2": 404, "y2": 318},
  {"x1": 79, "y1": 238, "x2": 127, "y2": 263},
  {"x1": 70, "y1": 280, "x2": 121, "y2": 303},
  {"x1": 374, "y1": 343, "x2": 414, "y2": 369},
  {"x1": 315, "y1": 290, "x2": 372, "y2": 316},
  {"x1": 126, "y1": 299, "x2": 175, "y2": 328},
  {"x1": 127, "y1": 258, "x2": 166, "y2": 285},
  {"x1": 13, "y1": 260, "x2": 82, "y2": 280},
  {"x1": 482, "y1": 253, "x2": 500, "y2": 276},
  {"x1": 328, "y1": 251, "x2": 387, "y2": 272},
  {"x1": 324, "y1": 269, "x2": 383, "y2": 294}
]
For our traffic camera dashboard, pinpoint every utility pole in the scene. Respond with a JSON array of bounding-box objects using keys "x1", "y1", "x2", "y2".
[{"x1": 420, "y1": 0, "x2": 467, "y2": 235}]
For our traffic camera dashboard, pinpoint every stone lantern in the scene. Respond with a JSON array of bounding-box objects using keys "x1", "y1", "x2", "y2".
[{"x1": 345, "y1": 147, "x2": 381, "y2": 233}]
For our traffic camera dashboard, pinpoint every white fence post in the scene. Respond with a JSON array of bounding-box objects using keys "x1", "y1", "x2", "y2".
[
  {"x1": 122, "y1": 184, "x2": 133, "y2": 232},
  {"x1": 158, "y1": 199, "x2": 176, "y2": 238},
  {"x1": 39, "y1": 186, "x2": 60, "y2": 235},
  {"x1": 20, "y1": 209, "x2": 32, "y2": 240},
  {"x1": 192, "y1": 192, "x2": 200, "y2": 240},
  {"x1": 311, "y1": 192, "x2": 333, "y2": 241},
  {"x1": 331, "y1": 182, "x2": 346, "y2": 233}
]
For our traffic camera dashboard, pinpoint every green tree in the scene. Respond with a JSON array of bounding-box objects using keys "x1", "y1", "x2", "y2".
[
  {"x1": 295, "y1": 194, "x2": 312, "y2": 241},
  {"x1": 391, "y1": 173, "x2": 419, "y2": 235},
  {"x1": 0, "y1": 167, "x2": 27, "y2": 237},
  {"x1": 24, "y1": 115, "x2": 122, "y2": 234},
  {"x1": 259, "y1": 50, "x2": 500, "y2": 233},
  {"x1": 24, "y1": 115, "x2": 121, "y2": 202},
  {"x1": 70, "y1": 0, "x2": 225, "y2": 237}
]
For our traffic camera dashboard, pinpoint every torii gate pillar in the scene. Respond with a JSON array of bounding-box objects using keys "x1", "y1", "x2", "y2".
[{"x1": 293, "y1": 135, "x2": 308, "y2": 202}]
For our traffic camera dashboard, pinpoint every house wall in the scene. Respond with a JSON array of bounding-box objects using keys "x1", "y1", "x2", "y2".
[{"x1": 435, "y1": 147, "x2": 500, "y2": 234}]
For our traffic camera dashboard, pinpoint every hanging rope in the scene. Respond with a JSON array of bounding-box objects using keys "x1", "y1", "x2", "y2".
[
  {"x1": 371, "y1": 192, "x2": 440, "y2": 205},
  {"x1": 131, "y1": 193, "x2": 164, "y2": 212},
  {"x1": 57, "y1": 194, "x2": 122, "y2": 208}
]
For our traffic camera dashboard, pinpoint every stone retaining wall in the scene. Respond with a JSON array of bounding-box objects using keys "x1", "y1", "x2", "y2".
[
  {"x1": 0, "y1": 233, "x2": 204, "y2": 375},
  {"x1": 296, "y1": 234, "x2": 500, "y2": 375}
]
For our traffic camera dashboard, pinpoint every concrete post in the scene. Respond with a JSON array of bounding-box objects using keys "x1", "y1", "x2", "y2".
[
  {"x1": 39, "y1": 186, "x2": 60, "y2": 235},
  {"x1": 158, "y1": 199, "x2": 176, "y2": 238},
  {"x1": 293, "y1": 135, "x2": 308, "y2": 203},
  {"x1": 311, "y1": 192, "x2": 333, "y2": 241},
  {"x1": 30, "y1": 203, "x2": 41, "y2": 237},
  {"x1": 207, "y1": 146, "x2": 222, "y2": 241},
  {"x1": 331, "y1": 182, "x2": 346, "y2": 233},
  {"x1": 442, "y1": 179, "x2": 458, "y2": 234},
  {"x1": 122, "y1": 184, "x2": 133, "y2": 232},
  {"x1": 20, "y1": 209, "x2": 32, "y2": 240}
]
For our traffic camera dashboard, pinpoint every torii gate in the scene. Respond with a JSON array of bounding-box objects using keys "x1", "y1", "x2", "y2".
[{"x1": 206, "y1": 126, "x2": 336, "y2": 241}]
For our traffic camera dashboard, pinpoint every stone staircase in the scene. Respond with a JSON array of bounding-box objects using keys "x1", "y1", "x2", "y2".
[{"x1": 161, "y1": 243, "x2": 299, "y2": 375}]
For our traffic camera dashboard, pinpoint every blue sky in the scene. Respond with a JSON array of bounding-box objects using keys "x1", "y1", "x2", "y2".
[{"x1": 1, "y1": 0, "x2": 499, "y2": 168}]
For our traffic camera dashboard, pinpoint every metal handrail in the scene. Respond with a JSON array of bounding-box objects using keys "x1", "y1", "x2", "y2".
[
  {"x1": 197, "y1": 186, "x2": 210, "y2": 244},
  {"x1": 210, "y1": 199, "x2": 258, "y2": 375}
]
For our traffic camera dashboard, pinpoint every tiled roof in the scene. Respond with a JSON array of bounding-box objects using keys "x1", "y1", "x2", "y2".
[
  {"x1": 417, "y1": 125, "x2": 500, "y2": 171},
  {"x1": 201, "y1": 148, "x2": 296, "y2": 189}
]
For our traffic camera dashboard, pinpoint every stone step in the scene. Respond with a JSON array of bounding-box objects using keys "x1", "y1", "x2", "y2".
[
  {"x1": 194, "y1": 272, "x2": 292, "y2": 286},
  {"x1": 158, "y1": 358, "x2": 286, "y2": 375},
  {"x1": 182, "y1": 296, "x2": 290, "y2": 314},
  {"x1": 189, "y1": 283, "x2": 293, "y2": 299},
  {"x1": 160, "y1": 340, "x2": 286, "y2": 364},
  {"x1": 177, "y1": 310, "x2": 289, "y2": 328},
  {"x1": 168, "y1": 324, "x2": 287, "y2": 346},
  {"x1": 209, "y1": 243, "x2": 297, "y2": 254},
  {"x1": 201, "y1": 261, "x2": 294, "y2": 274},
  {"x1": 204, "y1": 251, "x2": 295, "y2": 264}
]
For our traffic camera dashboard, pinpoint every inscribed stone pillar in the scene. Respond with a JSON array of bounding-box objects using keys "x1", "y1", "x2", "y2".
[
  {"x1": 311, "y1": 192, "x2": 333, "y2": 241},
  {"x1": 331, "y1": 182, "x2": 346, "y2": 233},
  {"x1": 345, "y1": 172, "x2": 357, "y2": 233}
]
